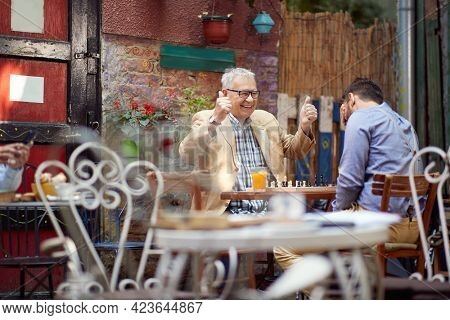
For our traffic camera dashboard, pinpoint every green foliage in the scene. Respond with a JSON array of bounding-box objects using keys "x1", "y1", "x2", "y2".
[
  {"x1": 104, "y1": 98, "x2": 176, "y2": 137},
  {"x1": 178, "y1": 86, "x2": 214, "y2": 115},
  {"x1": 285, "y1": 0, "x2": 396, "y2": 28},
  {"x1": 120, "y1": 139, "x2": 139, "y2": 158}
]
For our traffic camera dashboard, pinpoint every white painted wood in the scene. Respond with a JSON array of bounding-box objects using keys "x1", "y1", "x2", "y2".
[
  {"x1": 11, "y1": 0, "x2": 44, "y2": 34},
  {"x1": 319, "y1": 96, "x2": 333, "y2": 133},
  {"x1": 9, "y1": 74, "x2": 44, "y2": 103}
]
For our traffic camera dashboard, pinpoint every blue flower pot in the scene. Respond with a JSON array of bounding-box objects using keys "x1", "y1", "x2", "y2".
[{"x1": 252, "y1": 12, "x2": 275, "y2": 34}]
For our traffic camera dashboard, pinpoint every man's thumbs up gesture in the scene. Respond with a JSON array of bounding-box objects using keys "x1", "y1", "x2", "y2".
[
  {"x1": 211, "y1": 90, "x2": 232, "y2": 124},
  {"x1": 299, "y1": 96, "x2": 317, "y2": 134}
]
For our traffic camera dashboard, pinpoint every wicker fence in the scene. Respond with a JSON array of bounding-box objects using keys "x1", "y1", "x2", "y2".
[{"x1": 279, "y1": 9, "x2": 397, "y2": 106}]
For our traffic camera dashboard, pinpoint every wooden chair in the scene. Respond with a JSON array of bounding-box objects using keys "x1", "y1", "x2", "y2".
[
  {"x1": 372, "y1": 173, "x2": 438, "y2": 276},
  {"x1": 147, "y1": 171, "x2": 205, "y2": 211}
]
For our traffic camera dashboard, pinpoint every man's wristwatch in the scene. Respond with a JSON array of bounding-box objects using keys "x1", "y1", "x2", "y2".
[
  {"x1": 208, "y1": 116, "x2": 220, "y2": 138},
  {"x1": 208, "y1": 116, "x2": 221, "y2": 126}
]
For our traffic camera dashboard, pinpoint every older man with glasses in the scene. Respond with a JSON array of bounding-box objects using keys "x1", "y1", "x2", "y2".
[{"x1": 180, "y1": 67, "x2": 317, "y2": 215}]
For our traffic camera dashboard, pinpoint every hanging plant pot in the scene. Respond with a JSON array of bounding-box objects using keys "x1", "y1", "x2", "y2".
[{"x1": 199, "y1": 13, "x2": 233, "y2": 44}]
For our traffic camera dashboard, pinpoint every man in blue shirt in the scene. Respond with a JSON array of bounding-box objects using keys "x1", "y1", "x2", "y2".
[
  {"x1": 274, "y1": 78, "x2": 421, "y2": 270},
  {"x1": 0, "y1": 143, "x2": 30, "y2": 192}
]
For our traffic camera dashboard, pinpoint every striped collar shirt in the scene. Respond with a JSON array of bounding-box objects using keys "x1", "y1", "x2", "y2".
[{"x1": 226, "y1": 113, "x2": 268, "y2": 215}]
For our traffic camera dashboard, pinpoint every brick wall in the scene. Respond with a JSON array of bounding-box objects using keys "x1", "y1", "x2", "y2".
[{"x1": 102, "y1": 34, "x2": 278, "y2": 116}]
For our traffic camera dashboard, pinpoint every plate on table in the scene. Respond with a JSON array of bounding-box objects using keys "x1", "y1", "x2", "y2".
[
  {"x1": 0, "y1": 192, "x2": 15, "y2": 202},
  {"x1": 155, "y1": 212, "x2": 272, "y2": 230}
]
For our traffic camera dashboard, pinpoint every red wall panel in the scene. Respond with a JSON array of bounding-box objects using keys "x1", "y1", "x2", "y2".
[
  {"x1": 19, "y1": 145, "x2": 67, "y2": 193},
  {"x1": 0, "y1": 58, "x2": 67, "y2": 123},
  {"x1": 0, "y1": 144, "x2": 66, "y2": 294},
  {"x1": 102, "y1": 0, "x2": 280, "y2": 53},
  {"x1": 0, "y1": 0, "x2": 68, "y2": 40}
]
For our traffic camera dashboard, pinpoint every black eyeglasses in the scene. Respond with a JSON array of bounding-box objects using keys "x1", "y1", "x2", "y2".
[{"x1": 226, "y1": 89, "x2": 260, "y2": 99}]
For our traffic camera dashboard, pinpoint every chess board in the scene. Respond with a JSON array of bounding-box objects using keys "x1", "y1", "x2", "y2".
[{"x1": 265, "y1": 185, "x2": 336, "y2": 193}]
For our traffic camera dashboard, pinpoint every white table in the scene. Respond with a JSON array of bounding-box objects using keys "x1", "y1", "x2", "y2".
[
  {"x1": 155, "y1": 220, "x2": 389, "y2": 299},
  {"x1": 155, "y1": 223, "x2": 389, "y2": 252}
]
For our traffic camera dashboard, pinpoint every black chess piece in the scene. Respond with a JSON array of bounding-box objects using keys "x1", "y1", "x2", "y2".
[
  {"x1": 306, "y1": 180, "x2": 311, "y2": 187},
  {"x1": 320, "y1": 175, "x2": 325, "y2": 186},
  {"x1": 314, "y1": 175, "x2": 318, "y2": 187}
]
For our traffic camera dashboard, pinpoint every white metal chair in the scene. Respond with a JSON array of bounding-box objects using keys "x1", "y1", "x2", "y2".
[
  {"x1": 35, "y1": 142, "x2": 167, "y2": 297},
  {"x1": 408, "y1": 146, "x2": 450, "y2": 283}
]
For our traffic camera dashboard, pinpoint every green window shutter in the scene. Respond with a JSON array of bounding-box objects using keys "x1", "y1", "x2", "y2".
[{"x1": 160, "y1": 44, "x2": 235, "y2": 72}]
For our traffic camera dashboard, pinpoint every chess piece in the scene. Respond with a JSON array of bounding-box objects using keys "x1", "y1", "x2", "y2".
[
  {"x1": 306, "y1": 180, "x2": 311, "y2": 187},
  {"x1": 270, "y1": 181, "x2": 276, "y2": 188},
  {"x1": 288, "y1": 180, "x2": 292, "y2": 187},
  {"x1": 296, "y1": 180, "x2": 301, "y2": 187},
  {"x1": 320, "y1": 175, "x2": 325, "y2": 186},
  {"x1": 282, "y1": 176, "x2": 287, "y2": 187}
]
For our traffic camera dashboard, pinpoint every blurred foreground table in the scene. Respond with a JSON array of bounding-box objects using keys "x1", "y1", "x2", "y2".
[{"x1": 154, "y1": 219, "x2": 388, "y2": 299}]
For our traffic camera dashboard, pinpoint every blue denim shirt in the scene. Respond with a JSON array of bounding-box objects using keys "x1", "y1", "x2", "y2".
[
  {"x1": 333, "y1": 102, "x2": 420, "y2": 216},
  {"x1": 0, "y1": 164, "x2": 22, "y2": 192}
]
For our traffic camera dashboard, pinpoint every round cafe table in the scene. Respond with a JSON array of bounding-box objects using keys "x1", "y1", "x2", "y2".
[
  {"x1": 155, "y1": 222, "x2": 388, "y2": 252},
  {"x1": 154, "y1": 219, "x2": 389, "y2": 299}
]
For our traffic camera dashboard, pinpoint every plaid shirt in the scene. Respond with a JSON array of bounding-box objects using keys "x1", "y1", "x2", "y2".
[{"x1": 226, "y1": 113, "x2": 268, "y2": 215}]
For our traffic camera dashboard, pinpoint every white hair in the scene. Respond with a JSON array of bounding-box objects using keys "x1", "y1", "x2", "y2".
[{"x1": 221, "y1": 68, "x2": 255, "y2": 88}]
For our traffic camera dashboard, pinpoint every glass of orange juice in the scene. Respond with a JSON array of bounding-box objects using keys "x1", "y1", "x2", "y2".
[{"x1": 250, "y1": 167, "x2": 268, "y2": 191}]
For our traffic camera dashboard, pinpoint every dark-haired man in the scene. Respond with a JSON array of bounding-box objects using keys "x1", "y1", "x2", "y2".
[
  {"x1": 274, "y1": 78, "x2": 421, "y2": 270},
  {"x1": 334, "y1": 78, "x2": 420, "y2": 215}
]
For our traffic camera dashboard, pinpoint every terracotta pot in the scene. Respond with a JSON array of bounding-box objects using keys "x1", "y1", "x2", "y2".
[{"x1": 201, "y1": 16, "x2": 232, "y2": 44}]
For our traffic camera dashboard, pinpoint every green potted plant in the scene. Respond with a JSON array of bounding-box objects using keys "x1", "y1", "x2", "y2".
[
  {"x1": 103, "y1": 96, "x2": 177, "y2": 161},
  {"x1": 177, "y1": 86, "x2": 215, "y2": 116}
]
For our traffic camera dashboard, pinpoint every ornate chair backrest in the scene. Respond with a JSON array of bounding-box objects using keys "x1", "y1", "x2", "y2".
[
  {"x1": 408, "y1": 146, "x2": 450, "y2": 283},
  {"x1": 35, "y1": 142, "x2": 164, "y2": 294}
]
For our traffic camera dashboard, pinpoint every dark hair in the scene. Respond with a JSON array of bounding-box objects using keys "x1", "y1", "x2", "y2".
[{"x1": 341, "y1": 78, "x2": 384, "y2": 104}]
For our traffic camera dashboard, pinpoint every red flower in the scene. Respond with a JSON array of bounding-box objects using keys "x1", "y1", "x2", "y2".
[
  {"x1": 130, "y1": 101, "x2": 139, "y2": 110},
  {"x1": 143, "y1": 103, "x2": 156, "y2": 115},
  {"x1": 113, "y1": 101, "x2": 121, "y2": 108}
]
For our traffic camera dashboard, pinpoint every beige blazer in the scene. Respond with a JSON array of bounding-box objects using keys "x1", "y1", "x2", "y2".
[{"x1": 179, "y1": 109, "x2": 315, "y2": 214}]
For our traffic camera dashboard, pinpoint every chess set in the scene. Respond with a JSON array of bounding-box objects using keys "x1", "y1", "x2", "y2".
[{"x1": 265, "y1": 174, "x2": 336, "y2": 192}]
